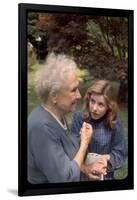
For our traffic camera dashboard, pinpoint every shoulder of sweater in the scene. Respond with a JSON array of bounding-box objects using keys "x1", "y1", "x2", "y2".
[
  {"x1": 73, "y1": 111, "x2": 83, "y2": 118},
  {"x1": 28, "y1": 105, "x2": 58, "y2": 128}
]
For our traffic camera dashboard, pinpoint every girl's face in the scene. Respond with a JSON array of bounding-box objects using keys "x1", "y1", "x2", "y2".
[{"x1": 89, "y1": 93, "x2": 108, "y2": 120}]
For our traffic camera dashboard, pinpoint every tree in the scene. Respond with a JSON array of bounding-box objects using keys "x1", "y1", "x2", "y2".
[
  {"x1": 88, "y1": 17, "x2": 128, "y2": 103},
  {"x1": 27, "y1": 13, "x2": 128, "y2": 103},
  {"x1": 37, "y1": 13, "x2": 88, "y2": 54},
  {"x1": 27, "y1": 12, "x2": 48, "y2": 60}
]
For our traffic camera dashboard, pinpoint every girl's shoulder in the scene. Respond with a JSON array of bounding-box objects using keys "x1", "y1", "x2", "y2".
[
  {"x1": 73, "y1": 111, "x2": 84, "y2": 123},
  {"x1": 73, "y1": 111, "x2": 83, "y2": 117},
  {"x1": 115, "y1": 115, "x2": 122, "y2": 124},
  {"x1": 113, "y1": 115, "x2": 123, "y2": 130}
]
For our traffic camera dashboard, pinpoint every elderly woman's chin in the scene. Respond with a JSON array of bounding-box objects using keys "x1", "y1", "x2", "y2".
[
  {"x1": 64, "y1": 104, "x2": 77, "y2": 113},
  {"x1": 70, "y1": 102, "x2": 77, "y2": 112}
]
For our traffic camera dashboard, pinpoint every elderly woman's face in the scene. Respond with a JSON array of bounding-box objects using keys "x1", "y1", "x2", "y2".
[{"x1": 56, "y1": 71, "x2": 81, "y2": 114}]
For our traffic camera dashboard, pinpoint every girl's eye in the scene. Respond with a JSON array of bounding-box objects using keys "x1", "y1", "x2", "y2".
[
  {"x1": 99, "y1": 103, "x2": 105, "y2": 107},
  {"x1": 90, "y1": 99, "x2": 95, "y2": 103}
]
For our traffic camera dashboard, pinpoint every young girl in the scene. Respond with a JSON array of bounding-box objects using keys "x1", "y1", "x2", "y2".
[{"x1": 71, "y1": 80, "x2": 127, "y2": 180}]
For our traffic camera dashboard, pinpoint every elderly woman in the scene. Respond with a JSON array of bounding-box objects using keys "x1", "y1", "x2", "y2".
[{"x1": 28, "y1": 53, "x2": 107, "y2": 184}]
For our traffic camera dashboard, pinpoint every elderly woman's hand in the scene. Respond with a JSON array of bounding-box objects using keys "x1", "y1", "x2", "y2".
[
  {"x1": 81, "y1": 157, "x2": 108, "y2": 180},
  {"x1": 73, "y1": 122, "x2": 93, "y2": 168},
  {"x1": 80, "y1": 122, "x2": 93, "y2": 147}
]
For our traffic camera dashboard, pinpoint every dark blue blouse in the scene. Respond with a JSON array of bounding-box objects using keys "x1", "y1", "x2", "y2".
[{"x1": 71, "y1": 111, "x2": 128, "y2": 180}]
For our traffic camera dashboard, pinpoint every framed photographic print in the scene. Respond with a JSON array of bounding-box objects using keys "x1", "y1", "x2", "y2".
[{"x1": 18, "y1": 3, "x2": 134, "y2": 196}]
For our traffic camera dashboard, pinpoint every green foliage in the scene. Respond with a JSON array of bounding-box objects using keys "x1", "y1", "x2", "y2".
[
  {"x1": 76, "y1": 68, "x2": 90, "y2": 82},
  {"x1": 27, "y1": 63, "x2": 40, "y2": 113},
  {"x1": 27, "y1": 12, "x2": 38, "y2": 36},
  {"x1": 27, "y1": 13, "x2": 128, "y2": 103}
]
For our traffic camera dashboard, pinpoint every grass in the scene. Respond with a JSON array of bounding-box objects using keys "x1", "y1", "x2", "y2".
[{"x1": 27, "y1": 64, "x2": 128, "y2": 180}]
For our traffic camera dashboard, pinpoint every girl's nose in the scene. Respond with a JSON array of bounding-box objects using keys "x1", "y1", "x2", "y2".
[{"x1": 93, "y1": 104, "x2": 97, "y2": 111}]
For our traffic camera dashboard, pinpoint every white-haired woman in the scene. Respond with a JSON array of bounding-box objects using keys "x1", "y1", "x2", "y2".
[{"x1": 28, "y1": 53, "x2": 107, "y2": 184}]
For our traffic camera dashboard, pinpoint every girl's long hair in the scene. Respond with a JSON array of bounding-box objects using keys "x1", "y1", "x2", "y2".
[{"x1": 83, "y1": 80, "x2": 118, "y2": 129}]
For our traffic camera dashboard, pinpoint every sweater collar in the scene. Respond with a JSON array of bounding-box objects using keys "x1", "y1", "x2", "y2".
[{"x1": 89, "y1": 113, "x2": 107, "y2": 124}]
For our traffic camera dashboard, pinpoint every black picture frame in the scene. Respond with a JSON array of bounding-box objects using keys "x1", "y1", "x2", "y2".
[{"x1": 18, "y1": 3, "x2": 134, "y2": 196}]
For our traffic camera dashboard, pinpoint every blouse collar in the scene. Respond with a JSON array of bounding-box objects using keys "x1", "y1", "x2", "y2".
[
  {"x1": 41, "y1": 105, "x2": 68, "y2": 130},
  {"x1": 89, "y1": 113, "x2": 106, "y2": 124}
]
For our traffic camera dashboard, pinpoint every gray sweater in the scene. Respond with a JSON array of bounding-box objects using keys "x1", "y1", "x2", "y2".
[{"x1": 28, "y1": 105, "x2": 80, "y2": 184}]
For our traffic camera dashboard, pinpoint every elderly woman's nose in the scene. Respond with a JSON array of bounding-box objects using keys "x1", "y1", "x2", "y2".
[{"x1": 76, "y1": 89, "x2": 81, "y2": 99}]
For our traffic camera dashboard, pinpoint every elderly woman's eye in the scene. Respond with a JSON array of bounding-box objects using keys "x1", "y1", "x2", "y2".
[{"x1": 72, "y1": 87, "x2": 78, "y2": 92}]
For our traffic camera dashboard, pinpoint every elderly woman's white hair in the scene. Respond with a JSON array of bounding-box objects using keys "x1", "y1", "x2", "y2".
[{"x1": 35, "y1": 52, "x2": 77, "y2": 102}]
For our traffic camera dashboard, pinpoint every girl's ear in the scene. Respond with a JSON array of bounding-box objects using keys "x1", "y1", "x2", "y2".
[{"x1": 108, "y1": 107, "x2": 112, "y2": 112}]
